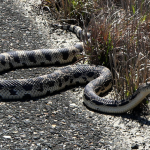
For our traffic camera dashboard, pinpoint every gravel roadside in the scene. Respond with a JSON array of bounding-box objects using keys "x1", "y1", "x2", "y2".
[{"x1": 0, "y1": 0, "x2": 150, "y2": 149}]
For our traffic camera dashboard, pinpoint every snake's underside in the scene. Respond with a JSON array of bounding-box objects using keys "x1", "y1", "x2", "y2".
[{"x1": 1, "y1": 24, "x2": 150, "y2": 114}]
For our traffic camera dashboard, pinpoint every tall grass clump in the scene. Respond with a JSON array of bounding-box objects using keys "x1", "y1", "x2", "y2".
[{"x1": 85, "y1": 0, "x2": 150, "y2": 113}]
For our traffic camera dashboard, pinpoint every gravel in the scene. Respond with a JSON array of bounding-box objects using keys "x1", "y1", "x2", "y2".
[{"x1": 0, "y1": 0, "x2": 150, "y2": 149}]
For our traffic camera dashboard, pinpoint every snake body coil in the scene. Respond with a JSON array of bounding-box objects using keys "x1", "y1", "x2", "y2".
[{"x1": 1, "y1": 24, "x2": 150, "y2": 113}]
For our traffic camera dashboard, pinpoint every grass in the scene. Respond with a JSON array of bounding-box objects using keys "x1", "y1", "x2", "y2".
[{"x1": 40, "y1": 0, "x2": 150, "y2": 114}]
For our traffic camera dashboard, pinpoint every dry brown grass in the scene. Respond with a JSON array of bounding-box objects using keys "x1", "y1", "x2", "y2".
[{"x1": 86, "y1": 0, "x2": 150, "y2": 101}]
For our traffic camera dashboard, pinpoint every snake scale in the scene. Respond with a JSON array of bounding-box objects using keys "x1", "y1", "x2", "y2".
[{"x1": 1, "y1": 24, "x2": 150, "y2": 113}]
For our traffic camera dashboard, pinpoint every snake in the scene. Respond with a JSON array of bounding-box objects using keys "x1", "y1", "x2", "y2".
[{"x1": 0, "y1": 24, "x2": 150, "y2": 114}]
